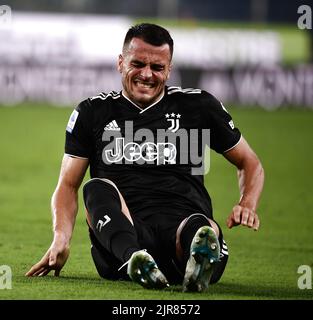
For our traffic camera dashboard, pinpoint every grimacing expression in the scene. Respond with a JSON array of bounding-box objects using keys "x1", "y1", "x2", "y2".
[{"x1": 118, "y1": 37, "x2": 172, "y2": 108}]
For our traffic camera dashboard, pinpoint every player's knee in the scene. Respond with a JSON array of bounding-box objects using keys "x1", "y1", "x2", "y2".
[
  {"x1": 176, "y1": 214, "x2": 211, "y2": 260},
  {"x1": 83, "y1": 177, "x2": 118, "y2": 194},
  {"x1": 183, "y1": 214, "x2": 219, "y2": 238},
  {"x1": 180, "y1": 213, "x2": 214, "y2": 234},
  {"x1": 83, "y1": 178, "x2": 120, "y2": 211}
]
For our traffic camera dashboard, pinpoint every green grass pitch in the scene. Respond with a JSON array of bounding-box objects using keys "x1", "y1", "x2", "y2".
[{"x1": 0, "y1": 104, "x2": 312, "y2": 300}]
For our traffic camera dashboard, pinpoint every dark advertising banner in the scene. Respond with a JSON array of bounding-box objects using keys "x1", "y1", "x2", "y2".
[
  {"x1": 0, "y1": 12, "x2": 311, "y2": 108},
  {"x1": 1, "y1": 63, "x2": 312, "y2": 109}
]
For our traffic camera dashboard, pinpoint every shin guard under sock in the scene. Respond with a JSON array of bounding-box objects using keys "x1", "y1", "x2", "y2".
[{"x1": 83, "y1": 179, "x2": 140, "y2": 263}]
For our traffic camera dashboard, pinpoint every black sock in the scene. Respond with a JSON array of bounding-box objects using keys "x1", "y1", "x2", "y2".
[{"x1": 83, "y1": 179, "x2": 140, "y2": 263}]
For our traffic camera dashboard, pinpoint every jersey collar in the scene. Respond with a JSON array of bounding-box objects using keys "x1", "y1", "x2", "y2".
[{"x1": 121, "y1": 91, "x2": 165, "y2": 114}]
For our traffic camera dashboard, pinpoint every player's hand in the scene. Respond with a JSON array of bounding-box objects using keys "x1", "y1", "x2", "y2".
[
  {"x1": 226, "y1": 204, "x2": 260, "y2": 231},
  {"x1": 25, "y1": 239, "x2": 70, "y2": 277}
]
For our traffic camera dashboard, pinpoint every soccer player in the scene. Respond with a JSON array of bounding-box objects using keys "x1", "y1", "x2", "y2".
[{"x1": 26, "y1": 23, "x2": 264, "y2": 292}]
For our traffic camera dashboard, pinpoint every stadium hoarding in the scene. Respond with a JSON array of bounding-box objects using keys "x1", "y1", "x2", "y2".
[
  {"x1": 0, "y1": 11, "x2": 312, "y2": 108},
  {"x1": 1, "y1": 12, "x2": 281, "y2": 67},
  {"x1": 199, "y1": 65, "x2": 313, "y2": 109},
  {"x1": 1, "y1": 63, "x2": 312, "y2": 108}
]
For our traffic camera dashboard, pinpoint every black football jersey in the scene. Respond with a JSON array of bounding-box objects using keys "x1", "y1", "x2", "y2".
[{"x1": 65, "y1": 86, "x2": 241, "y2": 218}]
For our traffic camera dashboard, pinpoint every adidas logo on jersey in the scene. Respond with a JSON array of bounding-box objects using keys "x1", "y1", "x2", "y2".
[{"x1": 104, "y1": 120, "x2": 120, "y2": 131}]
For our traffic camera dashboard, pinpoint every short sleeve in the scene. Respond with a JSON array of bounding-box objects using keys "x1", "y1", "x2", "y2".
[
  {"x1": 64, "y1": 99, "x2": 92, "y2": 158},
  {"x1": 203, "y1": 92, "x2": 241, "y2": 153}
]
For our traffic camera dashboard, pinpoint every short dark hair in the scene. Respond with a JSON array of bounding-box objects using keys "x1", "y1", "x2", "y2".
[{"x1": 123, "y1": 23, "x2": 174, "y2": 59}]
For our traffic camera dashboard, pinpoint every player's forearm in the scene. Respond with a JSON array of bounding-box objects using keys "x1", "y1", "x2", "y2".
[
  {"x1": 51, "y1": 184, "x2": 79, "y2": 245},
  {"x1": 237, "y1": 156, "x2": 264, "y2": 211}
]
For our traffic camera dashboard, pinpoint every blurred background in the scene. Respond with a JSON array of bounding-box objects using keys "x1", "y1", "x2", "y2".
[
  {"x1": 1, "y1": 0, "x2": 313, "y2": 300},
  {"x1": 1, "y1": 0, "x2": 312, "y2": 108}
]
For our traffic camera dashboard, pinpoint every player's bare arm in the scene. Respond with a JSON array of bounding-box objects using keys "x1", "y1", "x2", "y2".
[
  {"x1": 26, "y1": 155, "x2": 89, "y2": 276},
  {"x1": 223, "y1": 137, "x2": 264, "y2": 230}
]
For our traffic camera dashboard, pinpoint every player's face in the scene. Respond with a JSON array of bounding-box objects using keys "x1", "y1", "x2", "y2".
[{"x1": 118, "y1": 37, "x2": 172, "y2": 109}]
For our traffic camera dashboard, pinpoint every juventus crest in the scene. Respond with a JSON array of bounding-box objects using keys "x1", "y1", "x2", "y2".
[{"x1": 165, "y1": 113, "x2": 181, "y2": 133}]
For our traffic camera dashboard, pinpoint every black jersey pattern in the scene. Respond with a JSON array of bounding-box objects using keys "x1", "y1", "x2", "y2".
[{"x1": 65, "y1": 86, "x2": 241, "y2": 218}]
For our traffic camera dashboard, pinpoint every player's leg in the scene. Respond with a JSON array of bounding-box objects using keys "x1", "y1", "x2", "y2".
[
  {"x1": 83, "y1": 178, "x2": 140, "y2": 266},
  {"x1": 123, "y1": 215, "x2": 168, "y2": 289},
  {"x1": 175, "y1": 213, "x2": 229, "y2": 292},
  {"x1": 88, "y1": 217, "x2": 169, "y2": 287},
  {"x1": 88, "y1": 225, "x2": 128, "y2": 280},
  {"x1": 83, "y1": 178, "x2": 168, "y2": 288}
]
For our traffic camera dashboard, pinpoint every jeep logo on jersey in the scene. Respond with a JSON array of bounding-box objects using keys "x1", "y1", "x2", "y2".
[
  {"x1": 101, "y1": 121, "x2": 211, "y2": 175},
  {"x1": 104, "y1": 138, "x2": 176, "y2": 165}
]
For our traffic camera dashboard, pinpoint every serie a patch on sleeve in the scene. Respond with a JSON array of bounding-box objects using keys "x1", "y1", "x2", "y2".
[{"x1": 66, "y1": 110, "x2": 79, "y2": 133}]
